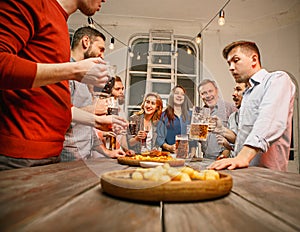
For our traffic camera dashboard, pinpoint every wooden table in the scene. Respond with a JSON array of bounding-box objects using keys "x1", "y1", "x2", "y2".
[{"x1": 0, "y1": 159, "x2": 299, "y2": 232}]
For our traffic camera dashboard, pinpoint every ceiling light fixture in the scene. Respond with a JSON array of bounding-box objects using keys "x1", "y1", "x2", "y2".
[{"x1": 218, "y1": 10, "x2": 225, "y2": 26}]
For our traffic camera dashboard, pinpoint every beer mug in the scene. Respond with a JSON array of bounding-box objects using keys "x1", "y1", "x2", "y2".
[
  {"x1": 189, "y1": 106, "x2": 210, "y2": 141},
  {"x1": 175, "y1": 134, "x2": 189, "y2": 158}
]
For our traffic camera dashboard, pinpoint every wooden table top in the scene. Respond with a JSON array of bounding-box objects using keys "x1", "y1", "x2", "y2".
[{"x1": 0, "y1": 158, "x2": 299, "y2": 232}]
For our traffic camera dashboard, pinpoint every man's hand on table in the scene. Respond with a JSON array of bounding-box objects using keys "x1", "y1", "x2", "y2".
[{"x1": 208, "y1": 145, "x2": 259, "y2": 170}]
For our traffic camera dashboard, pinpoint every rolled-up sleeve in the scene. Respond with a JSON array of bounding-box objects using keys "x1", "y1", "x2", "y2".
[{"x1": 243, "y1": 71, "x2": 295, "y2": 152}]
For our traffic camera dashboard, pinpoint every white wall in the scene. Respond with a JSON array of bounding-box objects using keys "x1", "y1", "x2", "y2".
[
  {"x1": 203, "y1": 23, "x2": 300, "y2": 102},
  {"x1": 68, "y1": 13, "x2": 300, "y2": 103}
]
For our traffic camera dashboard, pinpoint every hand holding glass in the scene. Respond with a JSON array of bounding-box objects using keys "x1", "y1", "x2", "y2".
[
  {"x1": 81, "y1": 58, "x2": 111, "y2": 87},
  {"x1": 189, "y1": 106, "x2": 210, "y2": 141}
]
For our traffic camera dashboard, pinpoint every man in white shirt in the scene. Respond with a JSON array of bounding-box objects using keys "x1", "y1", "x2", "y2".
[{"x1": 209, "y1": 41, "x2": 295, "y2": 172}]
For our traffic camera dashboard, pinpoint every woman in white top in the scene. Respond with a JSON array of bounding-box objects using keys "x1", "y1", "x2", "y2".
[{"x1": 128, "y1": 92, "x2": 163, "y2": 153}]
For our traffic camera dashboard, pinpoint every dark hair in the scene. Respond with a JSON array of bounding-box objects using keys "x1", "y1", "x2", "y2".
[
  {"x1": 114, "y1": 76, "x2": 122, "y2": 83},
  {"x1": 222, "y1": 40, "x2": 261, "y2": 65},
  {"x1": 71, "y1": 26, "x2": 106, "y2": 49},
  {"x1": 164, "y1": 85, "x2": 191, "y2": 124}
]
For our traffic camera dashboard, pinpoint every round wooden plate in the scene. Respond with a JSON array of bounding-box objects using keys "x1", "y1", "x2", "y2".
[
  {"x1": 101, "y1": 169, "x2": 232, "y2": 202},
  {"x1": 117, "y1": 156, "x2": 185, "y2": 167}
]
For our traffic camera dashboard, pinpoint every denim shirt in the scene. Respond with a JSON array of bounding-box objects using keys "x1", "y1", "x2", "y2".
[{"x1": 156, "y1": 111, "x2": 196, "y2": 149}]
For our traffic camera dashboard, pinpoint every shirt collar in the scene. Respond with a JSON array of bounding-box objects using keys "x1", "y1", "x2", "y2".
[{"x1": 250, "y1": 69, "x2": 267, "y2": 86}]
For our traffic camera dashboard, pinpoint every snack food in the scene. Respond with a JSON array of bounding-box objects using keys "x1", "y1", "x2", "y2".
[
  {"x1": 118, "y1": 152, "x2": 184, "y2": 167},
  {"x1": 131, "y1": 164, "x2": 220, "y2": 182},
  {"x1": 101, "y1": 167, "x2": 232, "y2": 202}
]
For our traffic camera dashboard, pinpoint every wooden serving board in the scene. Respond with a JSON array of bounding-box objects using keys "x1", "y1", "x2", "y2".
[
  {"x1": 101, "y1": 169, "x2": 232, "y2": 202},
  {"x1": 117, "y1": 157, "x2": 185, "y2": 167}
]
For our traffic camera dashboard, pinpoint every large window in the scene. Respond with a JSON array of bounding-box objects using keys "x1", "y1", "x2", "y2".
[{"x1": 125, "y1": 31, "x2": 200, "y2": 117}]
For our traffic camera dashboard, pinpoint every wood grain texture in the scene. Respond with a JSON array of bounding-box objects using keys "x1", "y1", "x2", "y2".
[
  {"x1": 21, "y1": 186, "x2": 161, "y2": 232},
  {"x1": 163, "y1": 192, "x2": 298, "y2": 232},
  {"x1": 228, "y1": 167, "x2": 300, "y2": 231},
  {"x1": 0, "y1": 159, "x2": 299, "y2": 232},
  {"x1": 0, "y1": 159, "x2": 127, "y2": 231}
]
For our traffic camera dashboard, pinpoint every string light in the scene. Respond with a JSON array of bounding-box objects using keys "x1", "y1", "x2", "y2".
[
  {"x1": 196, "y1": 33, "x2": 202, "y2": 44},
  {"x1": 109, "y1": 37, "x2": 115, "y2": 50},
  {"x1": 89, "y1": 17, "x2": 134, "y2": 57},
  {"x1": 192, "y1": 0, "x2": 231, "y2": 43},
  {"x1": 128, "y1": 47, "x2": 134, "y2": 57},
  {"x1": 87, "y1": 17, "x2": 95, "y2": 29},
  {"x1": 218, "y1": 10, "x2": 225, "y2": 26}
]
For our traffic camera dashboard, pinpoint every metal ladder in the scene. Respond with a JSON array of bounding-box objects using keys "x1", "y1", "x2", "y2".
[{"x1": 145, "y1": 30, "x2": 176, "y2": 99}]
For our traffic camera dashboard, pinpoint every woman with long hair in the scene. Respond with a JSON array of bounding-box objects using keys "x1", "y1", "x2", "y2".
[
  {"x1": 156, "y1": 85, "x2": 196, "y2": 156},
  {"x1": 128, "y1": 92, "x2": 163, "y2": 153}
]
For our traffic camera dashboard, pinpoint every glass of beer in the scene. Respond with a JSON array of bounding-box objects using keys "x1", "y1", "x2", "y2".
[
  {"x1": 175, "y1": 134, "x2": 189, "y2": 158},
  {"x1": 189, "y1": 106, "x2": 210, "y2": 141},
  {"x1": 109, "y1": 136, "x2": 116, "y2": 150},
  {"x1": 129, "y1": 120, "x2": 137, "y2": 135},
  {"x1": 106, "y1": 97, "x2": 119, "y2": 115}
]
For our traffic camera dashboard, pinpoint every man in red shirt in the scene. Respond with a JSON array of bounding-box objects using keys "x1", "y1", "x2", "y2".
[{"x1": 0, "y1": 0, "x2": 127, "y2": 170}]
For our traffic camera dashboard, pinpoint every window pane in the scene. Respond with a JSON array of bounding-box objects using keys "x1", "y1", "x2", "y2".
[
  {"x1": 152, "y1": 82, "x2": 171, "y2": 94},
  {"x1": 131, "y1": 41, "x2": 149, "y2": 72},
  {"x1": 177, "y1": 78, "x2": 196, "y2": 106},
  {"x1": 128, "y1": 75, "x2": 146, "y2": 106},
  {"x1": 177, "y1": 44, "x2": 196, "y2": 75}
]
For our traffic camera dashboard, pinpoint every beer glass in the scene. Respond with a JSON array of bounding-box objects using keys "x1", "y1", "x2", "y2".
[
  {"x1": 129, "y1": 120, "x2": 137, "y2": 135},
  {"x1": 175, "y1": 134, "x2": 189, "y2": 158},
  {"x1": 140, "y1": 124, "x2": 150, "y2": 153},
  {"x1": 106, "y1": 97, "x2": 118, "y2": 116},
  {"x1": 189, "y1": 106, "x2": 210, "y2": 141}
]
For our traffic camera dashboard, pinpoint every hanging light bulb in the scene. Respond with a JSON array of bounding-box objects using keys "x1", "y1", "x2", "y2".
[
  {"x1": 187, "y1": 46, "x2": 192, "y2": 55},
  {"x1": 87, "y1": 17, "x2": 95, "y2": 29},
  {"x1": 136, "y1": 52, "x2": 141, "y2": 60},
  {"x1": 128, "y1": 47, "x2": 134, "y2": 58},
  {"x1": 218, "y1": 10, "x2": 225, "y2": 26},
  {"x1": 109, "y1": 37, "x2": 115, "y2": 50},
  {"x1": 196, "y1": 33, "x2": 202, "y2": 44},
  {"x1": 158, "y1": 57, "x2": 162, "y2": 63}
]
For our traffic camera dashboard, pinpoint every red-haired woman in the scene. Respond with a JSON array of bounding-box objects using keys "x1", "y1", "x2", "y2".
[{"x1": 128, "y1": 92, "x2": 163, "y2": 153}]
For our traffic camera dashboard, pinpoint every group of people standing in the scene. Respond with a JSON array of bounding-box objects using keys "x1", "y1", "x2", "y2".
[{"x1": 0, "y1": 0, "x2": 295, "y2": 173}]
